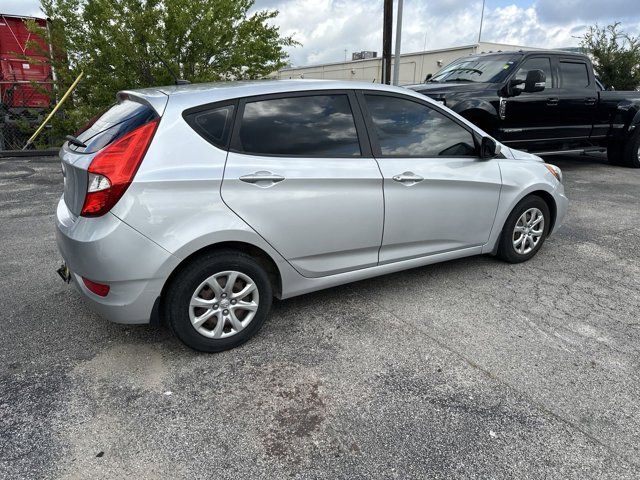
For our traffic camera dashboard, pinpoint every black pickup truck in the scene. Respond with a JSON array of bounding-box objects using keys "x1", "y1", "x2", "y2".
[{"x1": 407, "y1": 50, "x2": 640, "y2": 167}]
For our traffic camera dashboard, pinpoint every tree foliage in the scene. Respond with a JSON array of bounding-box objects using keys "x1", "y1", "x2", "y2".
[
  {"x1": 580, "y1": 23, "x2": 640, "y2": 90},
  {"x1": 28, "y1": 0, "x2": 297, "y2": 136}
]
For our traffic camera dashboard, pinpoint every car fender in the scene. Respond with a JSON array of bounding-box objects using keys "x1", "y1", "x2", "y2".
[{"x1": 484, "y1": 159, "x2": 563, "y2": 254}]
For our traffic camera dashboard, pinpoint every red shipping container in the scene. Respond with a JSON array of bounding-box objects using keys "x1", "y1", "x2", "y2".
[{"x1": 0, "y1": 14, "x2": 52, "y2": 110}]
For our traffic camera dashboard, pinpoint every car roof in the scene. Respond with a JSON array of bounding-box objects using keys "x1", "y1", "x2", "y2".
[
  {"x1": 120, "y1": 79, "x2": 424, "y2": 111},
  {"x1": 467, "y1": 49, "x2": 589, "y2": 60}
]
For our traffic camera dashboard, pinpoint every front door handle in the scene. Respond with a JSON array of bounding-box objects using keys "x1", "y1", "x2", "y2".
[
  {"x1": 392, "y1": 171, "x2": 424, "y2": 186},
  {"x1": 546, "y1": 97, "x2": 559, "y2": 106},
  {"x1": 239, "y1": 171, "x2": 285, "y2": 187},
  {"x1": 585, "y1": 97, "x2": 597, "y2": 105}
]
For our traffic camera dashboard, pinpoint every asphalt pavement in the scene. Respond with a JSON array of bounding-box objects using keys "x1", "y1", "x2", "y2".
[{"x1": 0, "y1": 153, "x2": 639, "y2": 479}]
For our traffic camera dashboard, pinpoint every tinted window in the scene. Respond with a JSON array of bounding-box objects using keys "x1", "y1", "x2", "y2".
[
  {"x1": 239, "y1": 95, "x2": 361, "y2": 156},
  {"x1": 72, "y1": 100, "x2": 158, "y2": 153},
  {"x1": 560, "y1": 61, "x2": 590, "y2": 88},
  {"x1": 515, "y1": 57, "x2": 553, "y2": 87},
  {"x1": 184, "y1": 104, "x2": 235, "y2": 149},
  {"x1": 365, "y1": 95, "x2": 476, "y2": 157}
]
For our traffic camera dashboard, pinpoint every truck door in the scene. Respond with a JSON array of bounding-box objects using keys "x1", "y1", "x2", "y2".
[
  {"x1": 554, "y1": 58, "x2": 597, "y2": 145},
  {"x1": 498, "y1": 55, "x2": 561, "y2": 151}
]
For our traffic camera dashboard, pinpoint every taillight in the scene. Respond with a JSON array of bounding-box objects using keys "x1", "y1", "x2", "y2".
[
  {"x1": 82, "y1": 277, "x2": 110, "y2": 297},
  {"x1": 81, "y1": 118, "x2": 159, "y2": 217}
]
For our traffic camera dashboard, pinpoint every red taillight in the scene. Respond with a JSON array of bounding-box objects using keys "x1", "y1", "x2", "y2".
[
  {"x1": 81, "y1": 118, "x2": 159, "y2": 217},
  {"x1": 82, "y1": 277, "x2": 110, "y2": 297}
]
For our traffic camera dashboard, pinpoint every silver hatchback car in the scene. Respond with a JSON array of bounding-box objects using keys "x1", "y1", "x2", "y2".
[{"x1": 56, "y1": 80, "x2": 567, "y2": 352}]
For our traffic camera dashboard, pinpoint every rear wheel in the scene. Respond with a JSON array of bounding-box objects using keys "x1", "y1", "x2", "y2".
[
  {"x1": 497, "y1": 195, "x2": 551, "y2": 263},
  {"x1": 164, "y1": 250, "x2": 272, "y2": 352}
]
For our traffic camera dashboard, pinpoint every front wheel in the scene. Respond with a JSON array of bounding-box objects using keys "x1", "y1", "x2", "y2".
[
  {"x1": 497, "y1": 195, "x2": 551, "y2": 263},
  {"x1": 164, "y1": 250, "x2": 273, "y2": 352}
]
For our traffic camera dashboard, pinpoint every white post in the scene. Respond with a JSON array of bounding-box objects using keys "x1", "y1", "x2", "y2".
[
  {"x1": 478, "y1": 0, "x2": 486, "y2": 44},
  {"x1": 392, "y1": 0, "x2": 404, "y2": 85}
]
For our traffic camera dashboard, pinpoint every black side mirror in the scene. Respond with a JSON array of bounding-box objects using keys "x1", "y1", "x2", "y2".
[
  {"x1": 480, "y1": 136, "x2": 501, "y2": 159},
  {"x1": 523, "y1": 69, "x2": 546, "y2": 93}
]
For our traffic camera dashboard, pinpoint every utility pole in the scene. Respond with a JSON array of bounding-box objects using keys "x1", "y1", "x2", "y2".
[
  {"x1": 477, "y1": 0, "x2": 486, "y2": 44},
  {"x1": 392, "y1": 0, "x2": 404, "y2": 85},
  {"x1": 382, "y1": 0, "x2": 393, "y2": 84}
]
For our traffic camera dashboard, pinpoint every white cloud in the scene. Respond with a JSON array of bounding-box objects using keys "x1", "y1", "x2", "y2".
[
  {"x1": 0, "y1": 0, "x2": 42, "y2": 17},
  {"x1": 257, "y1": 0, "x2": 640, "y2": 66}
]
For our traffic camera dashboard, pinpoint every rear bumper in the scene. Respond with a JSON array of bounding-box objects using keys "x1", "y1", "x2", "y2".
[{"x1": 55, "y1": 197, "x2": 179, "y2": 324}]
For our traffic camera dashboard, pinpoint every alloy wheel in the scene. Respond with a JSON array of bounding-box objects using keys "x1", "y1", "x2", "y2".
[
  {"x1": 512, "y1": 207, "x2": 544, "y2": 255},
  {"x1": 189, "y1": 271, "x2": 259, "y2": 339}
]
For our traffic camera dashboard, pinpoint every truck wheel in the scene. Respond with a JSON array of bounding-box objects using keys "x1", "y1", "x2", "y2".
[{"x1": 619, "y1": 129, "x2": 640, "y2": 168}]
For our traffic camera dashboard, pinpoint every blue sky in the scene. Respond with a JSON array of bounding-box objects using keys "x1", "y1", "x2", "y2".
[{"x1": 3, "y1": 0, "x2": 640, "y2": 66}]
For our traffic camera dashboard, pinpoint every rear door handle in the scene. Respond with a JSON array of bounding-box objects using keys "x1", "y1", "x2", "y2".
[
  {"x1": 546, "y1": 97, "x2": 559, "y2": 106},
  {"x1": 585, "y1": 97, "x2": 597, "y2": 105},
  {"x1": 392, "y1": 171, "x2": 424, "y2": 186},
  {"x1": 239, "y1": 171, "x2": 285, "y2": 187}
]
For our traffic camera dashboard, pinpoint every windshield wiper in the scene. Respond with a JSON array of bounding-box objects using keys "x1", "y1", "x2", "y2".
[{"x1": 442, "y1": 78, "x2": 476, "y2": 83}]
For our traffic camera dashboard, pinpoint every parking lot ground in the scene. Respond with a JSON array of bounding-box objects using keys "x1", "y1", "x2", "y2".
[{"x1": 1, "y1": 153, "x2": 639, "y2": 479}]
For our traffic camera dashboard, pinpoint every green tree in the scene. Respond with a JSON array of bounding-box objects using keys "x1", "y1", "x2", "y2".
[
  {"x1": 580, "y1": 23, "x2": 640, "y2": 90},
  {"x1": 28, "y1": 0, "x2": 297, "y2": 137}
]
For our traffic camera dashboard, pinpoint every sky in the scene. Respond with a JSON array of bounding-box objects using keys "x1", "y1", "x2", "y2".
[{"x1": 3, "y1": 0, "x2": 640, "y2": 67}]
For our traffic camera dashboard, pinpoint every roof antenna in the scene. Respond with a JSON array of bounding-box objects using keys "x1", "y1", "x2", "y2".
[{"x1": 154, "y1": 52, "x2": 190, "y2": 85}]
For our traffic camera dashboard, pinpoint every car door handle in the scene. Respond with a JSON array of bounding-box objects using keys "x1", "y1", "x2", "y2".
[
  {"x1": 239, "y1": 171, "x2": 285, "y2": 187},
  {"x1": 392, "y1": 172, "x2": 424, "y2": 185},
  {"x1": 585, "y1": 97, "x2": 597, "y2": 105},
  {"x1": 546, "y1": 97, "x2": 559, "y2": 106}
]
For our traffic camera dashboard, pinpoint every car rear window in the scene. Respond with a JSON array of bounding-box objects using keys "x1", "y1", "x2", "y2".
[
  {"x1": 70, "y1": 100, "x2": 158, "y2": 153},
  {"x1": 238, "y1": 94, "x2": 361, "y2": 157},
  {"x1": 183, "y1": 104, "x2": 235, "y2": 149}
]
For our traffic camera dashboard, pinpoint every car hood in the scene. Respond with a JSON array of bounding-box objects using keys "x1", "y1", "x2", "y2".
[
  {"x1": 502, "y1": 145, "x2": 544, "y2": 162},
  {"x1": 405, "y1": 82, "x2": 494, "y2": 95}
]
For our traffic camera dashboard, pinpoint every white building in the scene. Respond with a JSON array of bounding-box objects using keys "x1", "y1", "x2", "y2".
[{"x1": 272, "y1": 42, "x2": 541, "y2": 85}]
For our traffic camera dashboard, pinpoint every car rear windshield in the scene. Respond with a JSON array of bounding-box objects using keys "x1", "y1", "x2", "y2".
[{"x1": 70, "y1": 100, "x2": 159, "y2": 153}]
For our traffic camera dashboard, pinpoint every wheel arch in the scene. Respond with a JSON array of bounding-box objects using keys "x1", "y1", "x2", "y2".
[{"x1": 158, "y1": 240, "x2": 284, "y2": 325}]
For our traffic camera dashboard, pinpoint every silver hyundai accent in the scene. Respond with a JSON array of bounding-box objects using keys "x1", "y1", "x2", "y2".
[{"x1": 56, "y1": 80, "x2": 568, "y2": 352}]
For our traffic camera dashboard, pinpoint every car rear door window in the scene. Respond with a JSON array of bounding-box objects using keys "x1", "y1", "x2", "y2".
[
  {"x1": 364, "y1": 94, "x2": 476, "y2": 157},
  {"x1": 72, "y1": 100, "x2": 158, "y2": 153},
  {"x1": 514, "y1": 57, "x2": 553, "y2": 87},
  {"x1": 238, "y1": 94, "x2": 361, "y2": 156},
  {"x1": 560, "y1": 61, "x2": 590, "y2": 88},
  {"x1": 184, "y1": 104, "x2": 235, "y2": 149}
]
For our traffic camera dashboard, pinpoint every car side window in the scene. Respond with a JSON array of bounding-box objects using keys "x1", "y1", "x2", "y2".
[
  {"x1": 238, "y1": 94, "x2": 361, "y2": 156},
  {"x1": 560, "y1": 61, "x2": 590, "y2": 88},
  {"x1": 184, "y1": 104, "x2": 235, "y2": 149},
  {"x1": 364, "y1": 94, "x2": 477, "y2": 157},
  {"x1": 514, "y1": 57, "x2": 553, "y2": 88}
]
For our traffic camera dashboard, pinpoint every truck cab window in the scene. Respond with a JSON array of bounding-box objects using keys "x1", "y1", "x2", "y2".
[
  {"x1": 560, "y1": 62, "x2": 590, "y2": 89},
  {"x1": 514, "y1": 57, "x2": 553, "y2": 88}
]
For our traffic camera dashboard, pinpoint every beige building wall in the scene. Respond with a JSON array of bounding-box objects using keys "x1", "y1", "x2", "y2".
[{"x1": 272, "y1": 42, "x2": 541, "y2": 85}]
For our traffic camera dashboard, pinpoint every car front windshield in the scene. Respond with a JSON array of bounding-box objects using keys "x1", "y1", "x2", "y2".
[{"x1": 430, "y1": 55, "x2": 521, "y2": 83}]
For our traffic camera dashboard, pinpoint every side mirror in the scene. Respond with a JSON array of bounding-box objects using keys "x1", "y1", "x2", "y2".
[
  {"x1": 523, "y1": 69, "x2": 546, "y2": 93},
  {"x1": 480, "y1": 136, "x2": 501, "y2": 159}
]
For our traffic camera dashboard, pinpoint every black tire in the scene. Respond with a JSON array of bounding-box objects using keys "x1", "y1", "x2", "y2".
[
  {"x1": 619, "y1": 129, "x2": 640, "y2": 168},
  {"x1": 497, "y1": 195, "x2": 551, "y2": 264},
  {"x1": 164, "y1": 250, "x2": 273, "y2": 352}
]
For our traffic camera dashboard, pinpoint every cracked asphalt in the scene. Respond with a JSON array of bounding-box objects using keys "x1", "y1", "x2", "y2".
[{"x1": 0, "y1": 153, "x2": 639, "y2": 479}]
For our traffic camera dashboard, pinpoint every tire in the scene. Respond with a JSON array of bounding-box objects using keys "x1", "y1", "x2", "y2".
[
  {"x1": 164, "y1": 250, "x2": 273, "y2": 352},
  {"x1": 497, "y1": 195, "x2": 551, "y2": 264},
  {"x1": 619, "y1": 129, "x2": 640, "y2": 168}
]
